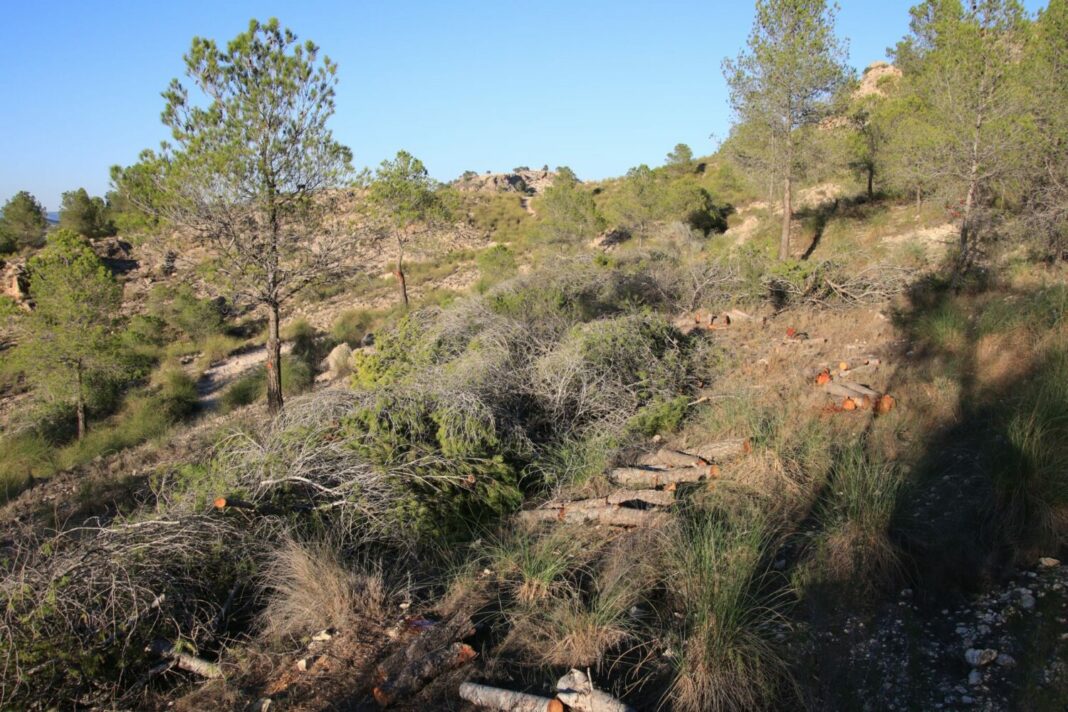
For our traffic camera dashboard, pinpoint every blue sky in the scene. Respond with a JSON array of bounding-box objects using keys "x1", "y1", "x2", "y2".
[{"x1": 0, "y1": 0, "x2": 1047, "y2": 211}]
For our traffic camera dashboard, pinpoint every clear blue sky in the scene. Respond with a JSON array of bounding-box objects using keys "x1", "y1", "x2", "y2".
[{"x1": 0, "y1": 0, "x2": 1047, "y2": 211}]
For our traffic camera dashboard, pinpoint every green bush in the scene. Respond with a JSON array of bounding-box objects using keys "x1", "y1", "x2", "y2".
[
  {"x1": 220, "y1": 355, "x2": 314, "y2": 412},
  {"x1": 156, "y1": 367, "x2": 199, "y2": 421},
  {"x1": 667, "y1": 507, "x2": 789, "y2": 712},
  {"x1": 475, "y1": 244, "x2": 517, "y2": 292},
  {"x1": 147, "y1": 284, "x2": 225, "y2": 341},
  {"x1": 332, "y1": 308, "x2": 375, "y2": 346},
  {"x1": 340, "y1": 388, "x2": 523, "y2": 540},
  {"x1": 0, "y1": 433, "x2": 55, "y2": 503}
]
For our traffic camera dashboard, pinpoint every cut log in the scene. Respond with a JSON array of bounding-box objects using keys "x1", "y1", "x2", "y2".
[
  {"x1": 518, "y1": 505, "x2": 668, "y2": 528},
  {"x1": 374, "y1": 642, "x2": 476, "y2": 707},
  {"x1": 146, "y1": 639, "x2": 222, "y2": 679},
  {"x1": 636, "y1": 448, "x2": 707, "y2": 468},
  {"x1": 875, "y1": 394, "x2": 896, "y2": 414},
  {"x1": 824, "y1": 382, "x2": 879, "y2": 401},
  {"x1": 606, "y1": 489, "x2": 675, "y2": 507},
  {"x1": 459, "y1": 682, "x2": 564, "y2": 712},
  {"x1": 609, "y1": 466, "x2": 711, "y2": 489},
  {"x1": 692, "y1": 438, "x2": 751, "y2": 463},
  {"x1": 555, "y1": 669, "x2": 636, "y2": 712}
]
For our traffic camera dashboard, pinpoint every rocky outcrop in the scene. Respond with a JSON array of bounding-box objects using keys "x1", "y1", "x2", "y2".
[
  {"x1": 856, "y1": 61, "x2": 902, "y2": 99},
  {"x1": 0, "y1": 258, "x2": 29, "y2": 304},
  {"x1": 455, "y1": 168, "x2": 556, "y2": 196}
]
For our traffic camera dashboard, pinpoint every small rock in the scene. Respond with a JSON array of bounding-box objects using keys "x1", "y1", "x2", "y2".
[
  {"x1": 296, "y1": 656, "x2": 317, "y2": 672},
  {"x1": 965, "y1": 648, "x2": 998, "y2": 666},
  {"x1": 968, "y1": 670, "x2": 982, "y2": 686},
  {"x1": 996, "y1": 653, "x2": 1016, "y2": 667},
  {"x1": 253, "y1": 699, "x2": 272, "y2": 712},
  {"x1": 311, "y1": 629, "x2": 334, "y2": 642},
  {"x1": 1020, "y1": 593, "x2": 1037, "y2": 609},
  {"x1": 1039, "y1": 557, "x2": 1060, "y2": 568}
]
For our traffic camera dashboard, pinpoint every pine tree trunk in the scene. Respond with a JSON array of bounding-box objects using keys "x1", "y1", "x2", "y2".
[
  {"x1": 75, "y1": 366, "x2": 86, "y2": 440},
  {"x1": 395, "y1": 239, "x2": 409, "y2": 309},
  {"x1": 265, "y1": 303, "x2": 283, "y2": 415},
  {"x1": 867, "y1": 167, "x2": 874, "y2": 200},
  {"x1": 779, "y1": 174, "x2": 793, "y2": 261}
]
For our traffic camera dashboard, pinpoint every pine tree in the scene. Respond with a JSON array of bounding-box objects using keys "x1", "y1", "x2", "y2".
[
  {"x1": 58, "y1": 188, "x2": 115, "y2": 238},
  {"x1": 0, "y1": 191, "x2": 48, "y2": 252},
  {"x1": 367, "y1": 151, "x2": 447, "y2": 309},
  {"x1": 890, "y1": 0, "x2": 1029, "y2": 264},
  {"x1": 155, "y1": 18, "x2": 354, "y2": 414},
  {"x1": 14, "y1": 230, "x2": 124, "y2": 438},
  {"x1": 723, "y1": 0, "x2": 850, "y2": 260}
]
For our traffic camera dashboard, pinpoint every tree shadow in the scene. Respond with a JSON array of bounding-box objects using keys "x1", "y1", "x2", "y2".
[{"x1": 884, "y1": 272, "x2": 1068, "y2": 593}]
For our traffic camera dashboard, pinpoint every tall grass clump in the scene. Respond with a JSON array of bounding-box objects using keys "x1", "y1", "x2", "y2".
[
  {"x1": 666, "y1": 507, "x2": 790, "y2": 712},
  {"x1": 259, "y1": 537, "x2": 390, "y2": 643},
  {"x1": 986, "y1": 349, "x2": 1068, "y2": 559},
  {"x1": 806, "y1": 443, "x2": 904, "y2": 595}
]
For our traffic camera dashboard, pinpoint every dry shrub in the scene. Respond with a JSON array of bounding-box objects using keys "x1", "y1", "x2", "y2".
[
  {"x1": 259, "y1": 537, "x2": 389, "y2": 642},
  {"x1": 0, "y1": 515, "x2": 260, "y2": 709}
]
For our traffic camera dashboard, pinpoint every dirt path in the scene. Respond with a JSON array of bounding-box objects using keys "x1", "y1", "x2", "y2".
[{"x1": 195, "y1": 342, "x2": 294, "y2": 408}]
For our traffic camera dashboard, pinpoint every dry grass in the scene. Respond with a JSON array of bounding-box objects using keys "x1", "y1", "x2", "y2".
[
  {"x1": 665, "y1": 507, "x2": 791, "y2": 712},
  {"x1": 258, "y1": 537, "x2": 391, "y2": 643}
]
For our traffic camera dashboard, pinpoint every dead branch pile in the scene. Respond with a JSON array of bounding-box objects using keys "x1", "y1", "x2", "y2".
[
  {"x1": 764, "y1": 261, "x2": 910, "y2": 310},
  {"x1": 0, "y1": 514, "x2": 263, "y2": 708}
]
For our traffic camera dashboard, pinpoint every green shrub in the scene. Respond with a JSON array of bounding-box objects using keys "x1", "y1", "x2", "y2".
[
  {"x1": 147, "y1": 283, "x2": 225, "y2": 341},
  {"x1": 628, "y1": 395, "x2": 691, "y2": 437},
  {"x1": 804, "y1": 443, "x2": 904, "y2": 596},
  {"x1": 220, "y1": 355, "x2": 314, "y2": 412},
  {"x1": 156, "y1": 367, "x2": 199, "y2": 421},
  {"x1": 340, "y1": 388, "x2": 523, "y2": 539},
  {"x1": 986, "y1": 350, "x2": 1068, "y2": 557},
  {"x1": 0, "y1": 433, "x2": 55, "y2": 503},
  {"x1": 475, "y1": 244, "x2": 517, "y2": 292},
  {"x1": 331, "y1": 308, "x2": 375, "y2": 346}
]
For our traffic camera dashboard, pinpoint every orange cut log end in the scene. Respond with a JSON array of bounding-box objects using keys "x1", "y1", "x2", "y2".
[
  {"x1": 842, "y1": 398, "x2": 857, "y2": 411},
  {"x1": 549, "y1": 700, "x2": 565, "y2": 712},
  {"x1": 213, "y1": 497, "x2": 228, "y2": 510},
  {"x1": 876, "y1": 394, "x2": 896, "y2": 414},
  {"x1": 815, "y1": 371, "x2": 831, "y2": 385}
]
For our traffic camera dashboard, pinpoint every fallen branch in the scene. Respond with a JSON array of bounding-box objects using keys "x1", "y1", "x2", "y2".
[
  {"x1": 459, "y1": 682, "x2": 563, "y2": 712},
  {"x1": 145, "y1": 639, "x2": 222, "y2": 679},
  {"x1": 556, "y1": 669, "x2": 636, "y2": 712}
]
